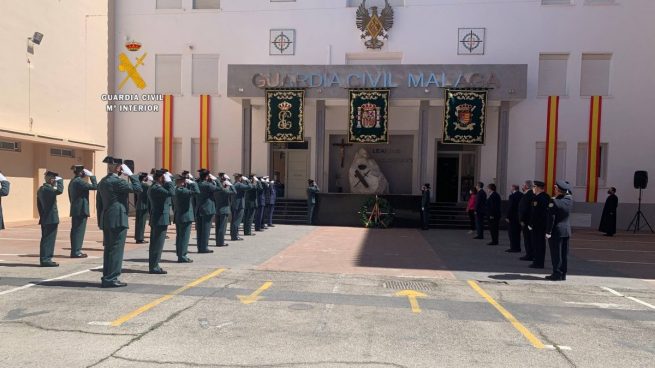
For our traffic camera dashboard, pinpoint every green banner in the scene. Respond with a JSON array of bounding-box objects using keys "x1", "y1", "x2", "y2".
[
  {"x1": 443, "y1": 89, "x2": 487, "y2": 145},
  {"x1": 266, "y1": 89, "x2": 304, "y2": 142},
  {"x1": 349, "y1": 89, "x2": 389, "y2": 144}
]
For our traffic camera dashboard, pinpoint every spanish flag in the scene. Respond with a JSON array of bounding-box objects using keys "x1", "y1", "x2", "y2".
[
  {"x1": 545, "y1": 96, "x2": 559, "y2": 196},
  {"x1": 162, "y1": 95, "x2": 174, "y2": 171},
  {"x1": 199, "y1": 95, "x2": 211, "y2": 169},
  {"x1": 586, "y1": 96, "x2": 602, "y2": 203}
]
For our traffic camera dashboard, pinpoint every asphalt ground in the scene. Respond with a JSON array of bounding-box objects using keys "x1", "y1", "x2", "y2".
[{"x1": 0, "y1": 220, "x2": 653, "y2": 367}]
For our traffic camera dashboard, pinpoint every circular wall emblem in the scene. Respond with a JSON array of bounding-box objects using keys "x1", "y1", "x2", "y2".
[{"x1": 461, "y1": 30, "x2": 482, "y2": 52}]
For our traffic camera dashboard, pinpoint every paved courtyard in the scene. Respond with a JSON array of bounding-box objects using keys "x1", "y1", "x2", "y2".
[{"x1": 0, "y1": 221, "x2": 653, "y2": 367}]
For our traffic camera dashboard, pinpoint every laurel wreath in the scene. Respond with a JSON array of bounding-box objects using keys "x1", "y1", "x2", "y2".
[{"x1": 358, "y1": 196, "x2": 394, "y2": 228}]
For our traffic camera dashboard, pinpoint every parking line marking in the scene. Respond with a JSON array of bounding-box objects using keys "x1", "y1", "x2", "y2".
[
  {"x1": 237, "y1": 281, "x2": 273, "y2": 305},
  {"x1": 601, "y1": 287, "x2": 655, "y2": 310},
  {"x1": 0, "y1": 267, "x2": 102, "y2": 296},
  {"x1": 468, "y1": 280, "x2": 545, "y2": 349},
  {"x1": 111, "y1": 268, "x2": 226, "y2": 327}
]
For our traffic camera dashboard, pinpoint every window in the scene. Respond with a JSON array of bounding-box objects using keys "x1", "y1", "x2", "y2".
[
  {"x1": 193, "y1": 0, "x2": 219, "y2": 9},
  {"x1": 156, "y1": 0, "x2": 182, "y2": 9},
  {"x1": 50, "y1": 147, "x2": 75, "y2": 158},
  {"x1": 0, "y1": 140, "x2": 21, "y2": 152},
  {"x1": 538, "y1": 53, "x2": 569, "y2": 96},
  {"x1": 580, "y1": 53, "x2": 612, "y2": 96},
  {"x1": 541, "y1": 0, "x2": 572, "y2": 4},
  {"x1": 576, "y1": 142, "x2": 608, "y2": 187},
  {"x1": 192, "y1": 54, "x2": 219, "y2": 95},
  {"x1": 156, "y1": 55, "x2": 182, "y2": 95},
  {"x1": 347, "y1": 0, "x2": 404, "y2": 6},
  {"x1": 535, "y1": 142, "x2": 566, "y2": 180}
]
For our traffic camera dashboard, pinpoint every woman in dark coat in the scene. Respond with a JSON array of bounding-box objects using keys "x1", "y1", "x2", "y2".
[{"x1": 599, "y1": 187, "x2": 618, "y2": 236}]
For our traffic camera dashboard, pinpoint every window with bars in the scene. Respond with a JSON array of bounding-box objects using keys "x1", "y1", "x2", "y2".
[
  {"x1": 50, "y1": 147, "x2": 75, "y2": 158},
  {"x1": 0, "y1": 140, "x2": 21, "y2": 152}
]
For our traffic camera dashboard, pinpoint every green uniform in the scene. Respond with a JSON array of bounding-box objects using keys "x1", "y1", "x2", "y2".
[
  {"x1": 230, "y1": 181, "x2": 251, "y2": 240},
  {"x1": 243, "y1": 182, "x2": 258, "y2": 235},
  {"x1": 97, "y1": 173, "x2": 142, "y2": 284},
  {"x1": 307, "y1": 184, "x2": 319, "y2": 225},
  {"x1": 0, "y1": 180, "x2": 9, "y2": 231},
  {"x1": 174, "y1": 181, "x2": 199, "y2": 260},
  {"x1": 196, "y1": 180, "x2": 219, "y2": 251},
  {"x1": 68, "y1": 175, "x2": 98, "y2": 256},
  {"x1": 148, "y1": 181, "x2": 175, "y2": 271},
  {"x1": 135, "y1": 181, "x2": 150, "y2": 242},
  {"x1": 213, "y1": 183, "x2": 233, "y2": 246},
  {"x1": 37, "y1": 179, "x2": 64, "y2": 264}
]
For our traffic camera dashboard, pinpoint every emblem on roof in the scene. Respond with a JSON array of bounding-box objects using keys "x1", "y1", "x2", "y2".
[{"x1": 356, "y1": 0, "x2": 394, "y2": 50}]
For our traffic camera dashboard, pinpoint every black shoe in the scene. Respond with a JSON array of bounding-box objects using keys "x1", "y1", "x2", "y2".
[
  {"x1": 267, "y1": 224, "x2": 275, "y2": 227},
  {"x1": 177, "y1": 257, "x2": 193, "y2": 263},
  {"x1": 528, "y1": 263, "x2": 544, "y2": 269},
  {"x1": 245, "y1": 233, "x2": 256, "y2": 236},
  {"x1": 231, "y1": 237, "x2": 244, "y2": 241},
  {"x1": 40, "y1": 261, "x2": 59, "y2": 267},
  {"x1": 505, "y1": 249, "x2": 521, "y2": 253},
  {"x1": 217, "y1": 243, "x2": 229, "y2": 247},
  {"x1": 135, "y1": 240, "x2": 147, "y2": 244},
  {"x1": 545, "y1": 274, "x2": 563, "y2": 281},
  {"x1": 149, "y1": 268, "x2": 167, "y2": 274},
  {"x1": 487, "y1": 242, "x2": 499, "y2": 246},
  {"x1": 198, "y1": 249, "x2": 214, "y2": 254},
  {"x1": 473, "y1": 236, "x2": 484, "y2": 239},
  {"x1": 71, "y1": 253, "x2": 88, "y2": 258},
  {"x1": 101, "y1": 281, "x2": 127, "y2": 288},
  {"x1": 603, "y1": 233, "x2": 614, "y2": 237},
  {"x1": 561, "y1": 273, "x2": 566, "y2": 280},
  {"x1": 519, "y1": 256, "x2": 533, "y2": 261}
]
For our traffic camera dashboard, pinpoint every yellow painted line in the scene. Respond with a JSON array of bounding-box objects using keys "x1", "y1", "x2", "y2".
[
  {"x1": 237, "y1": 281, "x2": 273, "y2": 305},
  {"x1": 395, "y1": 290, "x2": 427, "y2": 313},
  {"x1": 467, "y1": 280, "x2": 545, "y2": 349},
  {"x1": 111, "y1": 268, "x2": 226, "y2": 327}
]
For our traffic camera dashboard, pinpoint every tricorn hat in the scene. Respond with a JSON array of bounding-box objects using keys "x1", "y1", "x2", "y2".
[
  {"x1": 533, "y1": 180, "x2": 546, "y2": 188},
  {"x1": 45, "y1": 170, "x2": 59, "y2": 178},
  {"x1": 71, "y1": 165, "x2": 84, "y2": 173}
]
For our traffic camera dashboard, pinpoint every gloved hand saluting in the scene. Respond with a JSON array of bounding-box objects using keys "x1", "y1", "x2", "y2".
[
  {"x1": 55, "y1": 176, "x2": 63, "y2": 181},
  {"x1": 83, "y1": 169, "x2": 93, "y2": 177},
  {"x1": 0, "y1": 173, "x2": 7, "y2": 182},
  {"x1": 164, "y1": 173, "x2": 172, "y2": 183},
  {"x1": 121, "y1": 164, "x2": 133, "y2": 176}
]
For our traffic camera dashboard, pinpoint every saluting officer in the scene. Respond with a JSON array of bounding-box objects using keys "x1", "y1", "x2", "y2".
[
  {"x1": 307, "y1": 179, "x2": 319, "y2": 225},
  {"x1": 68, "y1": 165, "x2": 97, "y2": 258},
  {"x1": 545, "y1": 180, "x2": 573, "y2": 281},
  {"x1": 0, "y1": 171, "x2": 10, "y2": 232},
  {"x1": 97, "y1": 156, "x2": 142, "y2": 288},
  {"x1": 37, "y1": 171, "x2": 64, "y2": 267},
  {"x1": 230, "y1": 173, "x2": 250, "y2": 241},
  {"x1": 243, "y1": 175, "x2": 259, "y2": 236},
  {"x1": 256, "y1": 177, "x2": 268, "y2": 231},
  {"x1": 518, "y1": 180, "x2": 535, "y2": 261},
  {"x1": 195, "y1": 169, "x2": 218, "y2": 253},
  {"x1": 134, "y1": 172, "x2": 151, "y2": 244},
  {"x1": 265, "y1": 177, "x2": 276, "y2": 227},
  {"x1": 174, "y1": 173, "x2": 199, "y2": 263},
  {"x1": 147, "y1": 170, "x2": 175, "y2": 274},
  {"x1": 421, "y1": 183, "x2": 431, "y2": 230},
  {"x1": 528, "y1": 180, "x2": 551, "y2": 269},
  {"x1": 214, "y1": 173, "x2": 233, "y2": 247}
]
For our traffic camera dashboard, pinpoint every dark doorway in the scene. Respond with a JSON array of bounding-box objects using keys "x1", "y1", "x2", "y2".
[{"x1": 436, "y1": 156, "x2": 459, "y2": 202}]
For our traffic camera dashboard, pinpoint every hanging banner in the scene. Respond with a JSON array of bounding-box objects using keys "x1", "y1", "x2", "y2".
[
  {"x1": 266, "y1": 89, "x2": 304, "y2": 142},
  {"x1": 545, "y1": 95, "x2": 560, "y2": 196},
  {"x1": 162, "y1": 94, "x2": 174, "y2": 171},
  {"x1": 586, "y1": 96, "x2": 602, "y2": 203},
  {"x1": 443, "y1": 89, "x2": 486, "y2": 144},
  {"x1": 348, "y1": 89, "x2": 389, "y2": 143},
  {"x1": 199, "y1": 95, "x2": 211, "y2": 169}
]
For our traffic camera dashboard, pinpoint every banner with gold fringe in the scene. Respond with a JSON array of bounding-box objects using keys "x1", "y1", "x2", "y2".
[
  {"x1": 586, "y1": 96, "x2": 602, "y2": 202},
  {"x1": 443, "y1": 89, "x2": 487, "y2": 145},
  {"x1": 199, "y1": 95, "x2": 211, "y2": 169},
  {"x1": 545, "y1": 96, "x2": 559, "y2": 196},
  {"x1": 162, "y1": 95, "x2": 174, "y2": 171},
  {"x1": 348, "y1": 89, "x2": 389, "y2": 144},
  {"x1": 266, "y1": 89, "x2": 304, "y2": 142}
]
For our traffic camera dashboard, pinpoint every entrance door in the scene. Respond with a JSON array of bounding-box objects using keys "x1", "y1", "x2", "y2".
[
  {"x1": 286, "y1": 150, "x2": 309, "y2": 199},
  {"x1": 436, "y1": 156, "x2": 459, "y2": 202}
]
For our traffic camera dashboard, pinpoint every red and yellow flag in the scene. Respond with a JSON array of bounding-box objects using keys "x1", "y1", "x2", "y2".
[
  {"x1": 199, "y1": 95, "x2": 211, "y2": 169},
  {"x1": 545, "y1": 96, "x2": 559, "y2": 196},
  {"x1": 162, "y1": 95, "x2": 174, "y2": 171},
  {"x1": 586, "y1": 96, "x2": 602, "y2": 203}
]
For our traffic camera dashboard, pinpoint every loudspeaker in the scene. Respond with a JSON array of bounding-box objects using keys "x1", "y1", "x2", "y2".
[{"x1": 634, "y1": 171, "x2": 648, "y2": 189}]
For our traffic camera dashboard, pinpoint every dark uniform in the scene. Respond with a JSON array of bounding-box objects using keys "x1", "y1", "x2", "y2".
[
  {"x1": 37, "y1": 172, "x2": 64, "y2": 266},
  {"x1": 546, "y1": 180, "x2": 573, "y2": 281},
  {"x1": 307, "y1": 180, "x2": 319, "y2": 225},
  {"x1": 529, "y1": 182, "x2": 551, "y2": 269},
  {"x1": 214, "y1": 180, "x2": 233, "y2": 247},
  {"x1": 421, "y1": 184, "x2": 431, "y2": 230},
  {"x1": 474, "y1": 186, "x2": 487, "y2": 239},
  {"x1": 518, "y1": 188, "x2": 535, "y2": 260},
  {"x1": 196, "y1": 171, "x2": 218, "y2": 253},
  {"x1": 486, "y1": 189, "x2": 501, "y2": 245},
  {"x1": 134, "y1": 173, "x2": 150, "y2": 244},
  {"x1": 231, "y1": 176, "x2": 250, "y2": 240},
  {"x1": 599, "y1": 190, "x2": 618, "y2": 236},
  {"x1": 174, "y1": 175, "x2": 199, "y2": 262},
  {"x1": 68, "y1": 166, "x2": 97, "y2": 258},
  {"x1": 266, "y1": 180, "x2": 276, "y2": 227},
  {"x1": 256, "y1": 179, "x2": 268, "y2": 231},
  {"x1": 506, "y1": 189, "x2": 524, "y2": 252},
  {"x1": 97, "y1": 157, "x2": 142, "y2": 287},
  {"x1": 243, "y1": 178, "x2": 258, "y2": 235},
  {"x1": 0, "y1": 175, "x2": 10, "y2": 231},
  {"x1": 148, "y1": 172, "x2": 175, "y2": 273}
]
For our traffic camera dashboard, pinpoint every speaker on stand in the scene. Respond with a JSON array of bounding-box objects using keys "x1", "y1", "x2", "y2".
[{"x1": 627, "y1": 171, "x2": 654, "y2": 233}]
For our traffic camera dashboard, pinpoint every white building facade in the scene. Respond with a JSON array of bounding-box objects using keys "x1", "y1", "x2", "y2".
[{"x1": 111, "y1": 0, "x2": 655, "y2": 228}]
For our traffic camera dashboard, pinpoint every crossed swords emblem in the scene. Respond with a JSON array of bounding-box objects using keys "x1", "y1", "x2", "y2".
[
  {"x1": 118, "y1": 52, "x2": 147, "y2": 90},
  {"x1": 353, "y1": 165, "x2": 370, "y2": 188}
]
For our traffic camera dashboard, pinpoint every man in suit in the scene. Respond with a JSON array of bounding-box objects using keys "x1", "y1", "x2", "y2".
[
  {"x1": 97, "y1": 156, "x2": 142, "y2": 287},
  {"x1": 244, "y1": 175, "x2": 259, "y2": 235},
  {"x1": 421, "y1": 183, "x2": 431, "y2": 230},
  {"x1": 546, "y1": 180, "x2": 573, "y2": 281},
  {"x1": 134, "y1": 172, "x2": 151, "y2": 244},
  {"x1": 68, "y1": 165, "x2": 97, "y2": 258},
  {"x1": 214, "y1": 173, "x2": 233, "y2": 247},
  {"x1": 147, "y1": 170, "x2": 175, "y2": 274},
  {"x1": 37, "y1": 171, "x2": 64, "y2": 267},
  {"x1": 0, "y1": 172, "x2": 10, "y2": 232},
  {"x1": 529, "y1": 180, "x2": 551, "y2": 269},
  {"x1": 195, "y1": 169, "x2": 218, "y2": 253},
  {"x1": 307, "y1": 179, "x2": 319, "y2": 225},
  {"x1": 518, "y1": 180, "x2": 535, "y2": 261},
  {"x1": 505, "y1": 184, "x2": 523, "y2": 253},
  {"x1": 486, "y1": 183, "x2": 501, "y2": 245},
  {"x1": 266, "y1": 179, "x2": 277, "y2": 227},
  {"x1": 174, "y1": 173, "x2": 199, "y2": 263},
  {"x1": 599, "y1": 187, "x2": 618, "y2": 237},
  {"x1": 473, "y1": 182, "x2": 487, "y2": 239},
  {"x1": 230, "y1": 173, "x2": 250, "y2": 241}
]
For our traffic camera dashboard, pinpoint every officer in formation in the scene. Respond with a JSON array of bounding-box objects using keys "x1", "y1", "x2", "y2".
[
  {"x1": 147, "y1": 170, "x2": 175, "y2": 274},
  {"x1": 244, "y1": 175, "x2": 259, "y2": 235},
  {"x1": 214, "y1": 173, "x2": 233, "y2": 247},
  {"x1": 518, "y1": 180, "x2": 535, "y2": 261},
  {"x1": 0, "y1": 171, "x2": 10, "y2": 232},
  {"x1": 528, "y1": 181, "x2": 551, "y2": 269},
  {"x1": 307, "y1": 179, "x2": 319, "y2": 225},
  {"x1": 420, "y1": 183, "x2": 431, "y2": 230},
  {"x1": 97, "y1": 156, "x2": 142, "y2": 288},
  {"x1": 545, "y1": 180, "x2": 573, "y2": 281},
  {"x1": 195, "y1": 169, "x2": 218, "y2": 253},
  {"x1": 505, "y1": 184, "x2": 523, "y2": 253},
  {"x1": 265, "y1": 177, "x2": 277, "y2": 227},
  {"x1": 473, "y1": 182, "x2": 487, "y2": 239},
  {"x1": 37, "y1": 171, "x2": 64, "y2": 267},
  {"x1": 255, "y1": 176, "x2": 266, "y2": 231},
  {"x1": 230, "y1": 173, "x2": 251, "y2": 240},
  {"x1": 485, "y1": 183, "x2": 501, "y2": 245},
  {"x1": 174, "y1": 173, "x2": 200, "y2": 262},
  {"x1": 134, "y1": 172, "x2": 151, "y2": 244},
  {"x1": 68, "y1": 165, "x2": 97, "y2": 258}
]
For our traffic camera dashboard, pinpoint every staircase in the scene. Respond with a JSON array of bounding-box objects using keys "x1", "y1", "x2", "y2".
[
  {"x1": 271, "y1": 199, "x2": 308, "y2": 225},
  {"x1": 429, "y1": 202, "x2": 471, "y2": 229}
]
